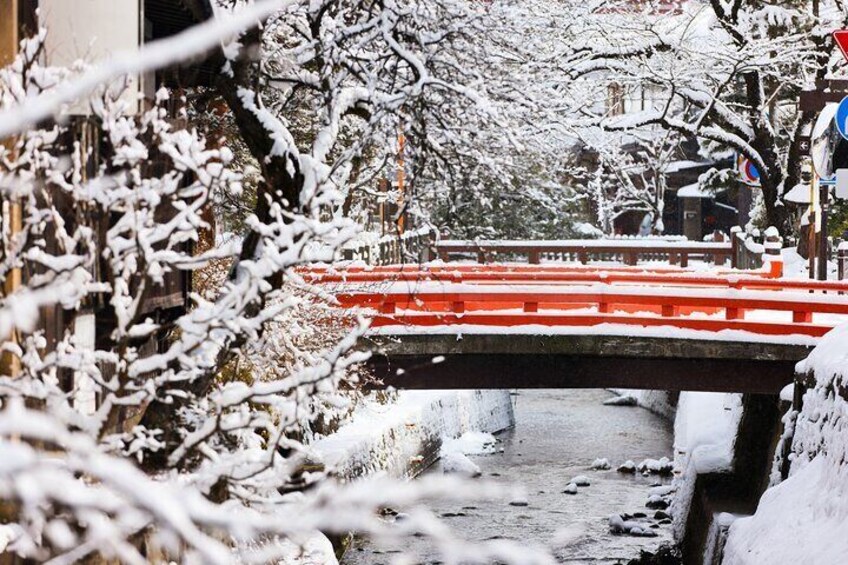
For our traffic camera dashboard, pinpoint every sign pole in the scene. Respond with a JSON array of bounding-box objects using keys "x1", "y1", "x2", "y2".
[
  {"x1": 819, "y1": 183, "x2": 829, "y2": 280},
  {"x1": 809, "y1": 172, "x2": 817, "y2": 279}
]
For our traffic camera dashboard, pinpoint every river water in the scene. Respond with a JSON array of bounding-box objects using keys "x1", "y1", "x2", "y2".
[{"x1": 345, "y1": 389, "x2": 675, "y2": 564}]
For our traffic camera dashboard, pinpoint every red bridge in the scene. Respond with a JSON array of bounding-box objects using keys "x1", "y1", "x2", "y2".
[{"x1": 312, "y1": 239, "x2": 848, "y2": 394}]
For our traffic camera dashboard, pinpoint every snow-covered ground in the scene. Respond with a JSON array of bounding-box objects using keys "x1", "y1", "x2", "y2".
[{"x1": 722, "y1": 323, "x2": 848, "y2": 564}]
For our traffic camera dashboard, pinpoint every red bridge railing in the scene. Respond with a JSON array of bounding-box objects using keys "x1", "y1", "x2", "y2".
[{"x1": 337, "y1": 284, "x2": 848, "y2": 338}]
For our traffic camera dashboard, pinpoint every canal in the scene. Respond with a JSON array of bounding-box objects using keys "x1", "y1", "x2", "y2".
[{"x1": 346, "y1": 389, "x2": 676, "y2": 564}]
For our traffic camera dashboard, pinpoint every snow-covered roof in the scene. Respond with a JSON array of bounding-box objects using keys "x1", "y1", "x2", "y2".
[
  {"x1": 662, "y1": 160, "x2": 713, "y2": 173},
  {"x1": 676, "y1": 183, "x2": 713, "y2": 198}
]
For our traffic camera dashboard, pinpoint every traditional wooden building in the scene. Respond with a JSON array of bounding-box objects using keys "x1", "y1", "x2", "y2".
[{"x1": 1, "y1": 0, "x2": 214, "y2": 412}]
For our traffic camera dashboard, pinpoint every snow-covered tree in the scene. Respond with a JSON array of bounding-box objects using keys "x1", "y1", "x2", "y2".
[
  {"x1": 0, "y1": 3, "x2": 553, "y2": 563},
  {"x1": 563, "y1": 0, "x2": 845, "y2": 235},
  {"x1": 408, "y1": 0, "x2": 594, "y2": 239}
]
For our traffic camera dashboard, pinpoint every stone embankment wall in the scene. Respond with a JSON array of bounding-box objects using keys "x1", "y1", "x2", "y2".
[{"x1": 313, "y1": 390, "x2": 515, "y2": 480}]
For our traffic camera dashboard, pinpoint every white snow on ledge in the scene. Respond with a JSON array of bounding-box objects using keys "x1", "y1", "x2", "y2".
[{"x1": 369, "y1": 323, "x2": 821, "y2": 347}]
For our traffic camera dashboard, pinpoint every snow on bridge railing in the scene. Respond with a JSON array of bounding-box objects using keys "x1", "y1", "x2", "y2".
[
  {"x1": 336, "y1": 283, "x2": 848, "y2": 338},
  {"x1": 434, "y1": 238, "x2": 746, "y2": 268},
  {"x1": 341, "y1": 226, "x2": 437, "y2": 265},
  {"x1": 307, "y1": 264, "x2": 848, "y2": 290},
  {"x1": 730, "y1": 226, "x2": 782, "y2": 272}
]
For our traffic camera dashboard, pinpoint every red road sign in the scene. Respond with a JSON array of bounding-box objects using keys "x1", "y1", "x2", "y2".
[{"x1": 835, "y1": 30, "x2": 848, "y2": 61}]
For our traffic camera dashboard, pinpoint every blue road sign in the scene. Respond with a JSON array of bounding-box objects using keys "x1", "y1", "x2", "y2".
[{"x1": 836, "y1": 96, "x2": 848, "y2": 139}]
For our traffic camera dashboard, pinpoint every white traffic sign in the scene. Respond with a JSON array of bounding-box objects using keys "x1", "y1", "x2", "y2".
[{"x1": 837, "y1": 168, "x2": 848, "y2": 199}]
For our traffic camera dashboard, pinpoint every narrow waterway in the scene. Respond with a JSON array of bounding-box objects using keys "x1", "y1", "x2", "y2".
[{"x1": 345, "y1": 389, "x2": 676, "y2": 564}]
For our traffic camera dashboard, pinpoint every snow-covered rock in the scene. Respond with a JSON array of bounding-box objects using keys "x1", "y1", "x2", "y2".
[
  {"x1": 509, "y1": 496, "x2": 529, "y2": 507},
  {"x1": 608, "y1": 514, "x2": 658, "y2": 537},
  {"x1": 637, "y1": 457, "x2": 673, "y2": 475},
  {"x1": 590, "y1": 457, "x2": 611, "y2": 470},
  {"x1": 617, "y1": 460, "x2": 637, "y2": 473},
  {"x1": 563, "y1": 483, "x2": 578, "y2": 495},
  {"x1": 571, "y1": 475, "x2": 591, "y2": 486}
]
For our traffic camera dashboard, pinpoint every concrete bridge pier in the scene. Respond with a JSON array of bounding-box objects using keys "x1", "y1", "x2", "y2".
[{"x1": 680, "y1": 393, "x2": 784, "y2": 564}]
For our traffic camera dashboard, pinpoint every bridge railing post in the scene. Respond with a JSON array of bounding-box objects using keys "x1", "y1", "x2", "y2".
[
  {"x1": 763, "y1": 226, "x2": 783, "y2": 278},
  {"x1": 731, "y1": 226, "x2": 742, "y2": 269}
]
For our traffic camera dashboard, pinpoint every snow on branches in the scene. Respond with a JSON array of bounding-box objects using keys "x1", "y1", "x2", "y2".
[
  {"x1": 556, "y1": 0, "x2": 847, "y2": 234},
  {"x1": 0, "y1": 3, "x2": 549, "y2": 563}
]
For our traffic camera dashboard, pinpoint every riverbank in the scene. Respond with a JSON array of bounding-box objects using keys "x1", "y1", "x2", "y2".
[
  {"x1": 721, "y1": 324, "x2": 848, "y2": 563},
  {"x1": 345, "y1": 389, "x2": 676, "y2": 564}
]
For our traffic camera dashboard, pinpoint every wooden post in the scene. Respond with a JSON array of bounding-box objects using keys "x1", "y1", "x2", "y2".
[
  {"x1": 528, "y1": 250, "x2": 540, "y2": 264},
  {"x1": 1, "y1": 0, "x2": 22, "y2": 378},
  {"x1": 680, "y1": 252, "x2": 689, "y2": 268},
  {"x1": 731, "y1": 227, "x2": 741, "y2": 269}
]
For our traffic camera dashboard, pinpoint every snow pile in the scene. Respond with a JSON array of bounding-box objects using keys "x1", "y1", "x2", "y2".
[
  {"x1": 440, "y1": 431, "x2": 499, "y2": 477},
  {"x1": 441, "y1": 431, "x2": 498, "y2": 456},
  {"x1": 673, "y1": 393, "x2": 741, "y2": 475},
  {"x1": 723, "y1": 323, "x2": 848, "y2": 563},
  {"x1": 441, "y1": 451, "x2": 482, "y2": 477}
]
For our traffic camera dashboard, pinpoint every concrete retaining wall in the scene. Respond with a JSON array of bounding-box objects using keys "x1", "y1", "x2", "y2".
[{"x1": 313, "y1": 390, "x2": 515, "y2": 480}]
